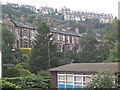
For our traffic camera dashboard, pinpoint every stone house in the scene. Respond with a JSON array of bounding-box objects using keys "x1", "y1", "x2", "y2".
[{"x1": 3, "y1": 14, "x2": 81, "y2": 52}]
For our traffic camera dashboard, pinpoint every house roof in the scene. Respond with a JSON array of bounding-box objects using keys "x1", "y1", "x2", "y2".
[
  {"x1": 50, "y1": 28, "x2": 81, "y2": 37},
  {"x1": 49, "y1": 62, "x2": 119, "y2": 73},
  {"x1": 3, "y1": 18, "x2": 81, "y2": 36},
  {"x1": 10, "y1": 19, "x2": 37, "y2": 30}
]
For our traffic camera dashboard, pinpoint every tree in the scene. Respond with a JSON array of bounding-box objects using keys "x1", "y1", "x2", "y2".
[
  {"x1": 64, "y1": 51, "x2": 79, "y2": 63},
  {"x1": 107, "y1": 40, "x2": 120, "y2": 62},
  {"x1": 29, "y1": 22, "x2": 58, "y2": 73},
  {"x1": 2, "y1": 25, "x2": 16, "y2": 64},
  {"x1": 78, "y1": 33, "x2": 99, "y2": 62},
  {"x1": 86, "y1": 71, "x2": 117, "y2": 88}
]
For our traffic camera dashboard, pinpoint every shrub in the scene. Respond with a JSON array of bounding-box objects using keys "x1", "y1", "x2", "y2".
[
  {"x1": 0, "y1": 79, "x2": 21, "y2": 90},
  {"x1": 3, "y1": 67, "x2": 20, "y2": 77},
  {"x1": 15, "y1": 63, "x2": 32, "y2": 77},
  {"x1": 20, "y1": 74, "x2": 50, "y2": 89},
  {"x1": 18, "y1": 62, "x2": 29, "y2": 70},
  {"x1": 15, "y1": 64, "x2": 24, "y2": 69},
  {"x1": 18, "y1": 69, "x2": 32, "y2": 77},
  {"x1": 86, "y1": 71, "x2": 117, "y2": 88},
  {"x1": 3, "y1": 77, "x2": 21, "y2": 85},
  {"x1": 37, "y1": 70, "x2": 49, "y2": 76}
]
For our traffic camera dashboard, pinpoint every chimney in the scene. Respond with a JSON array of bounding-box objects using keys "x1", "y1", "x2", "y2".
[
  {"x1": 3, "y1": 14, "x2": 11, "y2": 24},
  {"x1": 4, "y1": 14, "x2": 12, "y2": 20},
  {"x1": 66, "y1": 26, "x2": 71, "y2": 31},
  {"x1": 75, "y1": 21, "x2": 79, "y2": 33},
  {"x1": 33, "y1": 16, "x2": 39, "y2": 26},
  {"x1": 75, "y1": 27, "x2": 79, "y2": 33},
  {"x1": 19, "y1": 13, "x2": 25, "y2": 24},
  {"x1": 55, "y1": 23, "x2": 61, "y2": 30},
  {"x1": 66, "y1": 22, "x2": 71, "y2": 31},
  {"x1": 45, "y1": 17, "x2": 51, "y2": 27}
]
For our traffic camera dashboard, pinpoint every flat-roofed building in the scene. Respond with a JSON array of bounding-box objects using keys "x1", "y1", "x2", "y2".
[{"x1": 49, "y1": 62, "x2": 120, "y2": 88}]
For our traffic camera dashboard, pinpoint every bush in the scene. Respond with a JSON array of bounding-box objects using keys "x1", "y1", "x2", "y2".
[
  {"x1": 20, "y1": 74, "x2": 50, "y2": 89},
  {"x1": 15, "y1": 63, "x2": 32, "y2": 77},
  {"x1": 3, "y1": 77, "x2": 21, "y2": 85},
  {"x1": 2, "y1": 74, "x2": 50, "y2": 89},
  {"x1": 86, "y1": 71, "x2": 117, "y2": 88},
  {"x1": 18, "y1": 62, "x2": 29, "y2": 70},
  {"x1": 3, "y1": 67, "x2": 20, "y2": 77},
  {"x1": 37, "y1": 70, "x2": 49, "y2": 76},
  {"x1": 0, "y1": 79, "x2": 21, "y2": 90},
  {"x1": 15, "y1": 64, "x2": 24, "y2": 69},
  {"x1": 18, "y1": 69, "x2": 32, "y2": 77}
]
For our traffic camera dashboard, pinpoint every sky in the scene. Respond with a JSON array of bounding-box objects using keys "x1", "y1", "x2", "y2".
[{"x1": 1, "y1": 0, "x2": 120, "y2": 17}]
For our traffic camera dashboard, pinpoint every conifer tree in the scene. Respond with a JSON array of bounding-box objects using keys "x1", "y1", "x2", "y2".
[{"x1": 29, "y1": 22, "x2": 58, "y2": 73}]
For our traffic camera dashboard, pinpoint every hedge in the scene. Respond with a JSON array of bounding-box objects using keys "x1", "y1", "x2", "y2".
[{"x1": 0, "y1": 79, "x2": 22, "y2": 90}]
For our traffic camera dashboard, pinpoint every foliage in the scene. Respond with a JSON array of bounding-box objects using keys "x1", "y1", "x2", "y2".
[
  {"x1": 0, "y1": 79, "x2": 21, "y2": 89},
  {"x1": 29, "y1": 21, "x2": 58, "y2": 73},
  {"x1": 2, "y1": 25, "x2": 16, "y2": 64},
  {"x1": 86, "y1": 71, "x2": 117, "y2": 88},
  {"x1": 16, "y1": 62, "x2": 29, "y2": 70},
  {"x1": 3, "y1": 64, "x2": 32, "y2": 77},
  {"x1": 3, "y1": 77, "x2": 21, "y2": 86},
  {"x1": 2, "y1": 67, "x2": 20, "y2": 77},
  {"x1": 64, "y1": 51, "x2": 79, "y2": 63},
  {"x1": 78, "y1": 33, "x2": 100, "y2": 62},
  {"x1": 2, "y1": 73, "x2": 50, "y2": 89},
  {"x1": 18, "y1": 69, "x2": 32, "y2": 77},
  {"x1": 2, "y1": 4, "x2": 14, "y2": 18},
  {"x1": 107, "y1": 40, "x2": 120, "y2": 62},
  {"x1": 15, "y1": 64, "x2": 32, "y2": 77},
  {"x1": 2, "y1": 3, "x2": 119, "y2": 69},
  {"x1": 37, "y1": 70, "x2": 49, "y2": 77},
  {"x1": 20, "y1": 74, "x2": 50, "y2": 89},
  {"x1": 25, "y1": 14, "x2": 36, "y2": 23},
  {"x1": 15, "y1": 63, "x2": 24, "y2": 69}
]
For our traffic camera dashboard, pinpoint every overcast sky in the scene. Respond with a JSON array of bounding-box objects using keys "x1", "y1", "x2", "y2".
[{"x1": 1, "y1": 0, "x2": 120, "y2": 17}]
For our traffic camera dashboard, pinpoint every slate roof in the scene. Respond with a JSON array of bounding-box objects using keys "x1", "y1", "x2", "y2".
[
  {"x1": 50, "y1": 28, "x2": 81, "y2": 37},
  {"x1": 4, "y1": 19, "x2": 81, "y2": 36},
  {"x1": 49, "y1": 62, "x2": 120, "y2": 73},
  {"x1": 10, "y1": 19, "x2": 37, "y2": 30}
]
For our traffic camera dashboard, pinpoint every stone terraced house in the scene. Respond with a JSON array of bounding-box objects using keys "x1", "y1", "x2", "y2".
[{"x1": 3, "y1": 14, "x2": 82, "y2": 52}]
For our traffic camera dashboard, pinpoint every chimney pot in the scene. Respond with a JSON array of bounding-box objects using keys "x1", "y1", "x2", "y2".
[
  {"x1": 19, "y1": 13, "x2": 25, "y2": 24},
  {"x1": 33, "y1": 16, "x2": 39, "y2": 25}
]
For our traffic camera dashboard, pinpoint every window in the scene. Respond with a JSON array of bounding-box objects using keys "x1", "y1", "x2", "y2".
[
  {"x1": 58, "y1": 75, "x2": 65, "y2": 80},
  {"x1": 83, "y1": 75, "x2": 92, "y2": 85},
  {"x1": 67, "y1": 35, "x2": 70, "y2": 43},
  {"x1": 74, "y1": 82, "x2": 82, "y2": 86},
  {"x1": 74, "y1": 76, "x2": 82, "y2": 81},
  {"x1": 66, "y1": 75, "x2": 73, "y2": 85},
  {"x1": 72, "y1": 36, "x2": 74, "y2": 43},
  {"x1": 57, "y1": 34, "x2": 60, "y2": 41},
  {"x1": 58, "y1": 73, "x2": 92, "y2": 88},
  {"x1": 63, "y1": 35, "x2": 65, "y2": 41}
]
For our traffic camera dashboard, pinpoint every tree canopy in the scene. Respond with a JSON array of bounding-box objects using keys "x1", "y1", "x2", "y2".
[{"x1": 29, "y1": 22, "x2": 58, "y2": 73}]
